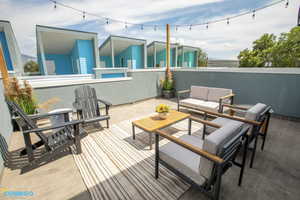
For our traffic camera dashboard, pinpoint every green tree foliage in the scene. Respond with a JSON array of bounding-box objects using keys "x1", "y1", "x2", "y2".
[
  {"x1": 238, "y1": 26, "x2": 300, "y2": 67},
  {"x1": 197, "y1": 49, "x2": 208, "y2": 67},
  {"x1": 24, "y1": 60, "x2": 39, "y2": 72}
]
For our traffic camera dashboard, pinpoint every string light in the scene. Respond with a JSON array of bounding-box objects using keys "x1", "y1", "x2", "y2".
[{"x1": 48, "y1": 0, "x2": 286, "y2": 31}]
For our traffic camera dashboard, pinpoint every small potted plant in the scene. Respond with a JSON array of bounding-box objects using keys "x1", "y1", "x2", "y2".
[
  {"x1": 155, "y1": 104, "x2": 170, "y2": 120},
  {"x1": 160, "y1": 65, "x2": 174, "y2": 99}
]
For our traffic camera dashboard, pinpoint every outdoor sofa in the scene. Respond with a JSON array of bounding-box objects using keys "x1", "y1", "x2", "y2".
[{"x1": 177, "y1": 86, "x2": 235, "y2": 113}]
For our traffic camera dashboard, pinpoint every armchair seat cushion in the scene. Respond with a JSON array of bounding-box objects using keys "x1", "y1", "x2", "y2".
[
  {"x1": 180, "y1": 98, "x2": 219, "y2": 112},
  {"x1": 160, "y1": 135, "x2": 206, "y2": 186}
]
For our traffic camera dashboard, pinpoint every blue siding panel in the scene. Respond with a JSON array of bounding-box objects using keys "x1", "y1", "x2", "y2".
[
  {"x1": 77, "y1": 40, "x2": 95, "y2": 74},
  {"x1": 0, "y1": 31, "x2": 13, "y2": 71},
  {"x1": 101, "y1": 73, "x2": 125, "y2": 78},
  {"x1": 45, "y1": 54, "x2": 74, "y2": 74}
]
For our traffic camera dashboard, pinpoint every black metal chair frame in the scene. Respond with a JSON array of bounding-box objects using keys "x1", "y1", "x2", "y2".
[
  {"x1": 73, "y1": 85, "x2": 112, "y2": 128},
  {"x1": 155, "y1": 124, "x2": 250, "y2": 200},
  {"x1": 6, "y1": 100, "x2": 84, "y2": 167}
]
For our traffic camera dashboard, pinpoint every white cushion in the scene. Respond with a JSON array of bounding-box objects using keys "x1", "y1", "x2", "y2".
[
  {"x1": 160, "y1": 135, "x2": 206, "y2": 185},
  {"x1": 190, "y1": 86, "x2": 209, "y2": 100},
  {"x1": 199, "y1": 121, "x2": 243, "y2": 179},
  {"x1": 207, "y1": 87, "x2": 232, "y2": 103},
  {"x1": 180, "y1": 98, "x2": 219, "y2": 112}
]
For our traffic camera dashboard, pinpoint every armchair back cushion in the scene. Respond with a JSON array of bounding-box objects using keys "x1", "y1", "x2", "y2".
[
  {"x1": 199, "y1": 121, "x2": 243, "y2": 179},
  {"x1": 245, "y1": 103, "x2": 267, "y2": 121},
  {"x1": 207, "y1": 87, "x2": 232, "y2": 103},
  {"x1": 190, "y1": 86, "x2": 209, "y2": 100}
]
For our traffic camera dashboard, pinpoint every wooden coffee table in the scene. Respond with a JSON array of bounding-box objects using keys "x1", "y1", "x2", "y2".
[{"x1": 132, "y1": 110, "x2": 191, "y2": 149}]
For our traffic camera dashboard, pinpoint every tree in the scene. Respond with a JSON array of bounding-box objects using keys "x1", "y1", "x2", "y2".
[
  {"x1": 197, "y1": 49, "x2": 208, "y2": 67},
  {"x1": 238, "y1": 26, "x2": 300, "y2": 67},
  {"x1": 24, "y1": 60, "x2": 39, "y2": 73}
]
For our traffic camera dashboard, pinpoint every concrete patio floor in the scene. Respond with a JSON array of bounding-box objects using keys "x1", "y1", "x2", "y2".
[{"x1": 1, "y1": 98, "x2": 299, "y2": 200}]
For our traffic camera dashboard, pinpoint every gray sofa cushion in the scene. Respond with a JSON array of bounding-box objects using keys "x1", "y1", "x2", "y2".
[
  {"x1": 180, "y1": 98, "x2": 219, "y2": 112},
  {"x1": 199, "y1": 121, "x2": 243, "y2": 180},
  {"x1": 160, "y1": 135, "x2": 206, "y2": 185},
  {"x1": 190, "y1": 86, "x2": 209, "y2": 100},
  {"x1": 207, "y1": 87, "x2": 232, "y2": 103}
]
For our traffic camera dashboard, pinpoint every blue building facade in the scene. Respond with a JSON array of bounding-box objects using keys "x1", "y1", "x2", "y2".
[
  {"x1": 99, "y1": 35, "x2": 146, "y2": 69},
  {"x1": 36, "y1": 25, "x2": 99, "y2": 75},
  {"x1": 0, "y1": 21, "x2": 23, "y2": 74}
]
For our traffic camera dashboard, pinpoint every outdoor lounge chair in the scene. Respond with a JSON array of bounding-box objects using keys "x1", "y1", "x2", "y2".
[
  {"x1": 155, "y1": 119, "x2": 249, "y2": 200},
  {"x1": 6, "y1": 100, "x2": 84, "y2": 167},
  {"x1": 73, "y1": 85, "x2": 112, "y2": 128},
  {"x1": 177, "y1": 85, "x2": 235, "y2": 113},
  {"x1": 202, "y1": 103, "x2": 272, "y2": 168}
]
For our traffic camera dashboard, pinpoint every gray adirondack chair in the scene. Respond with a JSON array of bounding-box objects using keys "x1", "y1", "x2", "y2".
[
  {"x1": 73, "y1": 85, "x2": 111, "y2": 128},
  {"x1": 6, "y1": 100, "x2": 84, "y2": 167}
]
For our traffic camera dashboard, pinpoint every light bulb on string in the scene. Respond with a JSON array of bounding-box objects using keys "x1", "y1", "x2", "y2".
[
  {"x1": 106, "y1": 18, "x2": 109, "y2": 24},
  {"x1": 125, "y1": 22, "x2": 128, "y2": 30},
  {"x1": 285, "y1": 0, "x2": 289, "y2": 8},
  {"x1": 189, "y1": 25, "x2": 192, "y2": 30},
  {"x1": 227, "y1": 18, "x2": 230, "y2": 25},
  {"x1": 154, "y1": 25, "x2": 157, "y2": 31},
  {"x1": 141, "y1": 24, "x2": 144, "y2": 30},
  {"x1": 83, "y1": 11, "x2": 86, "y2": 19},
  {"x1": 206, "y1": 23, "x2": 209, "y2": 29},
  {"x1": 175, "y1": 25, "x2": 178, "y2": 31},
  {"x1": 54, "y1": 1, "x2": 57, "y2": 9},
  {"x1": 252, "y1": 10, "x2": 255, "y2": 19}
]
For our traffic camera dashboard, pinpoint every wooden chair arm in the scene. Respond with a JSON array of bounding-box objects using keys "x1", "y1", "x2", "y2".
[
  {"x1": 23, "y1": 120, "x2": 84, "y2": 134},
  {"x1": 190, "y1": 116, "x2": 221, "y2": 128},
  {"x1": 156, "y1": 129, "x2": 224, "y2": 164},
  {"x1": 97, "y1": 99, "x2": 112, "y2": 106},
  {"x1": 177, "y1": 89, "x2": 190, "y2": 95},
  {"x1": 220, "y1": 93, "x2": 235, "y2": 100},
  {"x1": 180, "y1": 104, "x2": 262, "y2": 126},
  {"x1": 222, "y1": 104, "x2": 248, "y2": 111}
]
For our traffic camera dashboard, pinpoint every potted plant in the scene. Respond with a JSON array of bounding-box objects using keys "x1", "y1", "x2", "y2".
[
  {"x1": 160, "y1": 65, "x2": 174, "y2": 99},
  {"x1": 155, "y1": 104, "x2": 170, "y2": 120},
  {"x1": 5, "y1": 78, "x2": 38, "y2": 131}
]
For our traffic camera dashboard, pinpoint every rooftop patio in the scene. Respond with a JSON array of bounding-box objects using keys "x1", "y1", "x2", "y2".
[{"x1": 0, "y1": 97, "x2": 299, "y2": 200}]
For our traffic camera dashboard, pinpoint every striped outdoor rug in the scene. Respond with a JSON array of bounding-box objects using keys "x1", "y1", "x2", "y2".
[{"x1": 72, "y1": 113, "x2": 203, "y2": 200}]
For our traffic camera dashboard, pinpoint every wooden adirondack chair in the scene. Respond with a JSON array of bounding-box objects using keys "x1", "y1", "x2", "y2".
[
  {"x1": 6, "y1": 100, "x2": 84, "y2": 167},
  {"x1": 73, "y1": 85, "x2": 111, "y2": 128}
]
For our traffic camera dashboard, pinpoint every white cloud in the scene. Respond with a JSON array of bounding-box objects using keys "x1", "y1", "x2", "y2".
[{"x1": 0, "y1": 0, "x2": 298, "y2": 59}]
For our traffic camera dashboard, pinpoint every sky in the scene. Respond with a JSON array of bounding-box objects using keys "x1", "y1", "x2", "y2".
[{"x1": 0, "y1": 0, "x2": 298, "y2": 59}]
